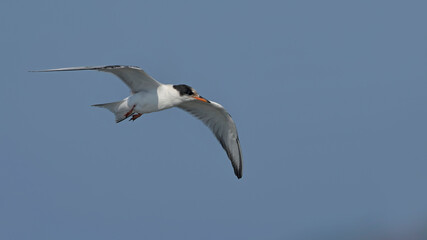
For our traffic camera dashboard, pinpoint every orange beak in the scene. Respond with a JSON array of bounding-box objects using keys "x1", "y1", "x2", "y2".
[{"x1": 193, "y1": 96, "x2": 209, "y2": 103}]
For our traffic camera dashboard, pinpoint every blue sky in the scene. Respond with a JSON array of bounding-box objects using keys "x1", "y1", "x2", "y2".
[{"x1": 1, "y1": 0, "x2": 427, "y2": 239}]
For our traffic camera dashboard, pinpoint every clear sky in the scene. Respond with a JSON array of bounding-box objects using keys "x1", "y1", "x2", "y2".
[{"x1": 1, "y1": 0, "x2": 427, "y2": 239}]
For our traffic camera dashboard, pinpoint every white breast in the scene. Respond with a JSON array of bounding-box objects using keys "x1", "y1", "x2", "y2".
[
  {"x1": 156, "y1": 84, "x2": 185, "y2": 110},
  {"x1": 128, "y1": 85, "x2": 183, "y2": 113}
]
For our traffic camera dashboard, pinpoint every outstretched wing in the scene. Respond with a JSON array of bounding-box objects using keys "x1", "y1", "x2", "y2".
[
  {"x1": 178, "y1": 100, "x2": 243, "y2": 179},
  {"x1": 32, "y1": 65, "x2": 161, "y2": 93}
]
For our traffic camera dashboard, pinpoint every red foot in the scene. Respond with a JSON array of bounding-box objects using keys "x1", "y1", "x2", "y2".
[
  {"x1": 130, "y1": 113, "x2": 143, "y2": 121},
  {"x1": 124, "y1": 105, "x2": 136, "y2": 118}
]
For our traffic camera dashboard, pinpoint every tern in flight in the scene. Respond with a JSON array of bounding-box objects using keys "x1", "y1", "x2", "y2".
[{"x1": 33, "y1": 65, "x2": 243, "y2": 179}]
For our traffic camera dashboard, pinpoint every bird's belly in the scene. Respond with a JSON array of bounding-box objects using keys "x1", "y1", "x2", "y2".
[{"x1": 127, "y1": 91, "x2": 173, "y2": 114}]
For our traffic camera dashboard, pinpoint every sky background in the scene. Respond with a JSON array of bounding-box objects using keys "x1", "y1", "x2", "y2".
[{"x1": 1, "y1": 0, "x2": 427, "y2": 239}]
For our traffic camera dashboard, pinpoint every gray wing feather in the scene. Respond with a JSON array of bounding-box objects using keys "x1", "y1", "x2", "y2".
[
  {"x1": 32, "y1": 65, "x2": 161, "y2": 93},
  {"x1": 178, "y1": 100, "x2": 243, "y2": 179}
]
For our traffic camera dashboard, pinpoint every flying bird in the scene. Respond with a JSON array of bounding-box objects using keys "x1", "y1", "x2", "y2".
[{"x1": 33, "y1": 65, "x2": 242, "y2": 179}]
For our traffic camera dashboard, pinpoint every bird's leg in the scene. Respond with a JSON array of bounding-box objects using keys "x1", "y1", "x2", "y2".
[
  {"x1": 130, "y1": 113, "x2": 143, "y2": 121},
  {"x1": 124, "y1": 105, "x2": 136, "y2": 118}
]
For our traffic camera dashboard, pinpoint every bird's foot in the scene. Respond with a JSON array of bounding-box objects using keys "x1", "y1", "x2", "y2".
[
  {"x1": 124, "y1": 105, "x2": 136, "y2": 118},
  {"x1": 129, "y1": 113, "x2": 143, "y2": 121}
]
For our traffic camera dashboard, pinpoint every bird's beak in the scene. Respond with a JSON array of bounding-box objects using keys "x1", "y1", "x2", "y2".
[{"x1": 193, "y1": 95, "x2": 210, "y2": 103}]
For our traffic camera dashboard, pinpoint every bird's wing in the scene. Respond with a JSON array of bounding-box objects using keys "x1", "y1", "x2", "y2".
[
  {"x1": 178, "y1": 100, "x2": 243, "y2": 179},
  {"x1": 32, "y1": 65, "x2": 161, "y2": 93}
]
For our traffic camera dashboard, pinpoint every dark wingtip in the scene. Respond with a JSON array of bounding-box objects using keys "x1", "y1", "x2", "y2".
[
  {"x1": 235, "y1": 168, "x2": 243, "y2": 179},
  {"x1": 235, "y1": 137, "x2": 243, "y2": 179}
]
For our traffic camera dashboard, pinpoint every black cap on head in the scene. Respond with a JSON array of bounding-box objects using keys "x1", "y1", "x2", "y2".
[{"x1": 173, "y1": 84, "x2": 194, "y2": 96}]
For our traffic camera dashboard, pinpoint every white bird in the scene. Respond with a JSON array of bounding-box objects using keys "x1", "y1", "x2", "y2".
[{"x1": 33, "y1": 65, "x2": 243, "y2": 179}]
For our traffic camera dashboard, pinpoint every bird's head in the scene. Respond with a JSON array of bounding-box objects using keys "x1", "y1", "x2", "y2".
[{"x1": 173, "y1": 84, "x2": 210, "y2": 103}]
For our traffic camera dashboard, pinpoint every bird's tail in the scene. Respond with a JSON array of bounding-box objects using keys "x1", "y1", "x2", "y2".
[{"x1": 92, "y1": 100, "x2": 129, "y2": 123}]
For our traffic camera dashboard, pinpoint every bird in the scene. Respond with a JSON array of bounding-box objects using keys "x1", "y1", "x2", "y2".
[{"x1": 32, "y1": 65, "x2": 243, "y2": 179}]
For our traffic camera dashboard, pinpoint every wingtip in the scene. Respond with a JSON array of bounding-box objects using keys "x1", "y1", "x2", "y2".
[
  {"x1": 235, "y1": 168, "x2": 243, "y2": 179},
  {"x1": 28, "y1": 69, "x2": 61, "y2": 72}
]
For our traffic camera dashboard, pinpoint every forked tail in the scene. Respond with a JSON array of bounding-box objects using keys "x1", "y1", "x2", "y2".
[{"x1": 92, "y1": 100, "x2": 129, "y2": 123}]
